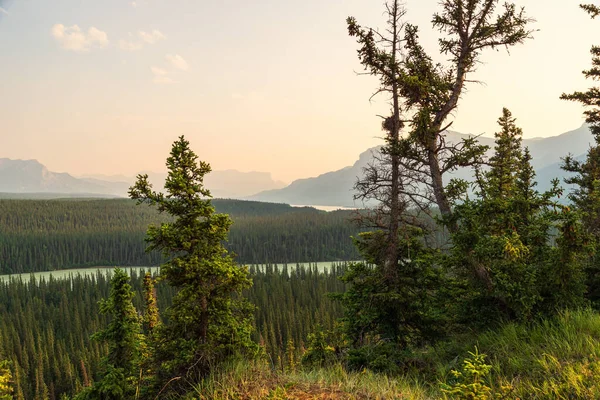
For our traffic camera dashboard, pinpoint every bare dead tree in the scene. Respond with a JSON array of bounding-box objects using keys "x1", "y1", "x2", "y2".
[
  {"x1": 348, "y1": 0, "x2": 534, "y2": 283},
  {"x1": 348, "y1": 0, "x2": 409, "y2": 280}
]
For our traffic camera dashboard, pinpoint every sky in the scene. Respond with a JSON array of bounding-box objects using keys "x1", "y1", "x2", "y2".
[{"x1": 0, "y1": 0, "x2": 596, "y2": 183}]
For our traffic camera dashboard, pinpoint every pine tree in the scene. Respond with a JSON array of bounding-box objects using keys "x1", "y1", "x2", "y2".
[
  {"x1": 76, "y1": 268, "x2": 142, "y2": 400},
  {"x1": 142, "y1": 272, "x2": 160, "y2": 335},
  {"x1": 139, "y1": 272, "x2": 160, "y2": 396},
  {"x1": 129, "y1": 136, "x2": 256, "y2": 392},
  {"x1": 449, "y1": 109, "x2": 586, "y2": 326},
  {"x1": 561, "y1": 2, "x2": 600, "y2": 235},
  {"x1": 0, "y1": 360, "x2": 12, "y2": 400},
  {"x1": 342, "y1": 0, "x2": 451, "y2": 372},
  {"x1": 335, "y1": 228, "x2": 443, "y2": 372},
  {"x1": 484, "y1": 109, "x2": 525, "y2": 200},
  {"x1": 560, "y1": 2, "x2": 600, "y2": 305}
]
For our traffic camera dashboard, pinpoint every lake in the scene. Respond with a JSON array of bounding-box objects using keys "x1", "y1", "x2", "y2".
[{"x1": 291, "y1": 204, "x2": 357, "y2": 212}]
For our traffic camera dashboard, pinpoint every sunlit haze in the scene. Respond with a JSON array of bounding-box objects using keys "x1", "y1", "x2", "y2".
[{"x1": 0, "y1": 0, "x2": 594, "y2": 183}]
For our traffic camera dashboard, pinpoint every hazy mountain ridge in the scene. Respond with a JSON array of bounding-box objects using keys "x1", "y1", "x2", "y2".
[
  {"x1": 249, "y1": 124, "x2": 593, "y2": 207},
  {"x1": 247, "y1": 147, "x2": 377, "y2": 206},
  {"x1": 1, "y1": 125, "x2": 592, "y2": 204},
  {"x1": 0, "y1": 158, "x2": 128, "y2": 196},
  {"x1": 0, "y1": 160, "x2": 286, "y2": 199}
]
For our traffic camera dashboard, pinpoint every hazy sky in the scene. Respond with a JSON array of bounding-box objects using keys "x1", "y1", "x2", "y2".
[{"x1": 0, "y1": 0, "x2": 596, "y2": 183}]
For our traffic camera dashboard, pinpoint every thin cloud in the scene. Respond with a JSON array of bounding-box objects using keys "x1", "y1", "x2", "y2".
[
  {"x1": 151, "y1": 66, "x2": 168, "y2": 76},
  {"x1": 118, "y1": 39, "x2": 142, "y2": 51},
  {"x1": 118, "y1": 30, "x2": 165, "y2": 52},
  {"x1": 130, "y1": 1, "x2": 137, "y2": 7},
  {"x1": 151, "y1": 66, "x2": 175, "y2": 84},
  {"x1": 139, "y1": 30, "x2": 165, "y2": 44},
  {"x1": 166, "y1": 54, "x2": 189, "y2": 71},
  {"x1": 0, "y1": 7, "x2": 8, "y2": 15},
  {"x1": 153, "y1": 76, "x2": 176, "y2": 84},
  {"x1": 88, "y1": 27, "x2": 108, "y2": 45},
  {"x1": 51, "y1": 24, "x2": 109, "y2": 52}
]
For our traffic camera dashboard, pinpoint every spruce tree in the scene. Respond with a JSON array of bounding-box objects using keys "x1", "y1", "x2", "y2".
[
  {"x1": 561, "y1": 2, "x2": 600, "y2": 305},
  {"x1": 335, "y1": 229, "x2": 443, "y2": 372},
  {"x1": 142, "y1": 272, "x2": 160, "y2": 335},
  {"x1": 449, "y1": 109, "x2": 586, "y2": 326},
  {"x1": 129, "y1": 136, "x2": 255, "y2": 392},
  {"x1": 343, "y1": 0, "x2": 534, "y2": 355},
  {"x1": 0, "y1": 360, "x2": 12, "y2": 400},
  {"x1": 139, "y1": 272, "x2": 160, "y2": 396},
  {"x1": 76, "y1": 268, "x2": 142, "y2": 400}
]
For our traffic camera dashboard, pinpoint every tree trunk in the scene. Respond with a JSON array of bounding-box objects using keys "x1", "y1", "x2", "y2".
[
  {"x1": 429, "y1": 53, "x2": 468, "y2": 232},
  {"x1": 386, "y1": 0, "x2": 401, "y2": 283},
  {"x1": 199, "y1": 296, "x2": 208, "y2": 343}
]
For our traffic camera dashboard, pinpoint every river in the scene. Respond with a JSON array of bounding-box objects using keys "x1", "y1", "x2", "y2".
[{"x1": 0, "y1": 261, "x2": 354, "y2": 283}]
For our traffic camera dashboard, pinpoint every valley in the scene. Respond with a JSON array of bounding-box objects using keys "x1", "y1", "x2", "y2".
[{"x1": 1, "y1": 0, "x2": 600, "y2": 398}]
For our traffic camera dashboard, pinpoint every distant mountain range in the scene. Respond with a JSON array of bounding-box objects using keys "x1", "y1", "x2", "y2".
[
  {"x1": 0, "y1": 124, "x2": 593, "y2": 205},
  {"x1": 0, "y1": 159, "x2": 130, "y2": 196},
  {"x1": 0, "y1": 160, "x2": 285, "y2": 199},
  {"x1": 248, "y1": 124, "x2": 593, "y2": 207}
]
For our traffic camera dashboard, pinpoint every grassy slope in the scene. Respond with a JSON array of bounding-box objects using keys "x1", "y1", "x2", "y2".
[
  {"x1": 188, "y1": 361, "x2": 428, "y2": 399},
  {"x1": 187, "y1": 309, "x2": 600, "y2": 399}
]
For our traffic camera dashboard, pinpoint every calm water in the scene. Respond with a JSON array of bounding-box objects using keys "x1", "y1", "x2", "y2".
[
  {"x1": 290, "y1": 204, "x2": 357, "y2": 212},
  {"x1": 0, "y1": 261, "x2": 354, "y2": 283}
]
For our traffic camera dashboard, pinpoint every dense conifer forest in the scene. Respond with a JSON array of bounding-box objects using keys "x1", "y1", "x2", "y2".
[
  {"x1": 0, "y1": 199, "x2": 362, "y2": 274},
  {"x1": 0, "y1": 265, "x2": 346, "y2": 399},
  {"x1": 2, "y1": 0, "x2": 600, "y2": 398}
]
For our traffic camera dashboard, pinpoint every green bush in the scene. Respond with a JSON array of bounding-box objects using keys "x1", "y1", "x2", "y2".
[
  {"x1": 441, "y1": 348, "x2": 494, "y2": 400},
  {"x1": 301, "y1": 326, "x2": 337, "y2": 368}
]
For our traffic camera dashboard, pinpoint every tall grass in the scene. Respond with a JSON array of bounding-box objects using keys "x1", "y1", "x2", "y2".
[
  {"x1": 177, "y1": 309, "x2": 600, "y2": 399},
  {"x1": 189, "y1": 359, "x2": 430, "y2": 399},
  {"x1": 432, "y1": 309, "x2": 600, "y2": 399},
  {"x1": 479, "y1": 309, "x2": 600, "y2": 398}
]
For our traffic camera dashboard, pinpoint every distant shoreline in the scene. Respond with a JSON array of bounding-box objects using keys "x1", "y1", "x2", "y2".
[{"x1": 290, "y1": 204, "x2": 357, "y2": 212}]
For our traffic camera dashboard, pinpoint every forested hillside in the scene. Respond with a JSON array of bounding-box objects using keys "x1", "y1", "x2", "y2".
[
  {"x1": 0, "y1": 265, "x2": 346, "y2": 400},
  {"x1": 2, "y1": 0, "x2": 600, "y2": 399},
  {"x1": 0, "y1": 199, "x2": 362, "y2": 274}
]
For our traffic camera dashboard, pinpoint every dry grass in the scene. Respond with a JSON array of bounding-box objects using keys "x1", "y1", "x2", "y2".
[
  {"x1": 184, "y1": 310, "x2": 600, "y2": 399},
  {"x1": 190, "y1": 360, "x2": 430, "y2": 399}
]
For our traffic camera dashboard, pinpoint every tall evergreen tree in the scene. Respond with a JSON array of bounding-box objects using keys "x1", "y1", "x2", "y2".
[
  {"x1": 409, "y1": 0, "x2": 534, "y2": 223},
  {"x1": 0, "y1": 360, "x2": 12, "y2": 400},
  {"x1": 449, "y1": 109, "x2": 586, "y2": 326},
  {"x1": 339, "y1": 0, "x2": 535, "y2": 371},
  {"x1": 561, "y1": 2, "x2": 600, "y2": 304},
  {"x1": 76, "y1": 268, "x2": 142, "y2": 400},
  {"x1": 138, "y1": 272, "x2": 160, "y2": 397},
  {"x1": 129, "y1": 136, "x2": 255, "y2": 393},
  {"x1": 335, "y1": 228, "x2": 443, "y2": 372},
  {"x1": 142, "y1": 273, "x2": 160, "y2": 335}
]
